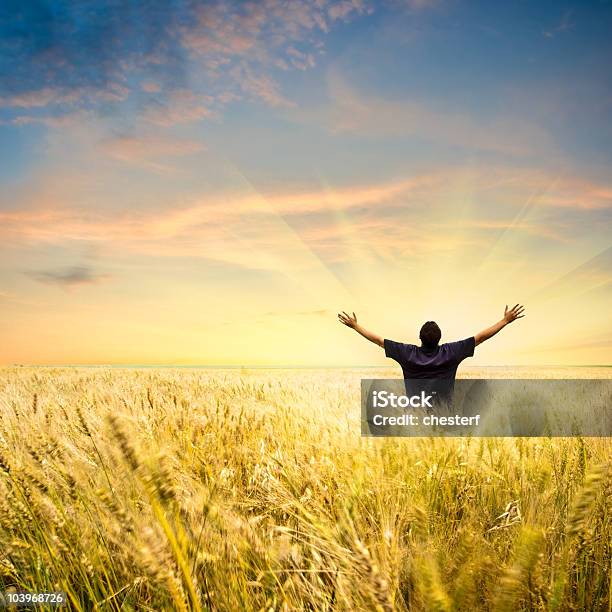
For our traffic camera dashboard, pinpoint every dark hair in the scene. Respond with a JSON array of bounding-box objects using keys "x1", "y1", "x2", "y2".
[{"x1": 419, "y1": 321, "x2": 441, "y2": 348}]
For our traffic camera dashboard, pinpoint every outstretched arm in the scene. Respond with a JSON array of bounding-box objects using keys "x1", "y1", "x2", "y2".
[
  {"x1": 474, "y1": 304, "x2": 525, "y2": 346},
  {"x1": 337, "y1": 311, "x2": 384, "y2": 348}
]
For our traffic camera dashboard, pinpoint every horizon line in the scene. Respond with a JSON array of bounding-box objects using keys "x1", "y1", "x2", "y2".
[{"x1": 4, "y1": 363, "x2": 611, "y2": 369}]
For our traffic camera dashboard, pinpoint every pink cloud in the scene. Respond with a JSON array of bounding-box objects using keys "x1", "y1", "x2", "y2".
[
  {"x1": 100, "y1": 134, "x2": 205, "y2": 168},
  {"x1": 0, "y1": 88, "x2": 82, "y2": 108},
  {"x1": 141, "y1": 80, "x2": 162, "y2": 93},
  {"x1": 536, "y1": 183, "x2": 612, "y2": 210},
  {"x1": 2, "y1": 0, "x2": 373, "y2": 129},
  {"x1": 229, "y1": 64, "x2": 296, "y2": 107},
  {"x1": 143, "y1": 90, "x2": 214, "y2": 126},
  {"x1": 286, "y1": 46, "x2": 316, "y2": 70},
  {"x1": 1, "y1": 167, "x2": 608, "y2": 273},
  {"x1": 177, "y1": 0, "x2": 371, "y2": 111},
  {"x1": 0, "y1": 84, "x2": 128, "y2": 109}
]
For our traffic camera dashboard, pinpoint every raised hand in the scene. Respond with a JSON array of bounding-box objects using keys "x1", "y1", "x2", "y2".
[
  {"x1": 503, "y1": 304, "x2": 525, "y2": 324},
  {"x1": 338, "y1": 311, "x2": 358, "y2": 329},
  {"x1": 337, "y1": 311, "x2": 384, "y2": 347}
]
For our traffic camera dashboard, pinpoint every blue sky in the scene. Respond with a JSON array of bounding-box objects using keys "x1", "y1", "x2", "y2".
[{"x1": 0, "y1": 0, "x2": 610, "y2": 365}]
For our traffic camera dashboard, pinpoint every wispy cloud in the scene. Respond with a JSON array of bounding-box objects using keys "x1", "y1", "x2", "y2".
[
  {"x1": 229, "y1": 65, "x2": 296, "y2": 108},
  {"x1": 443, "y1": 219, "x2": 570, "y2": 242},
  {"x1": 3, "y1": 166, "x2": 607, "y2": 274},
  {"x1": 142, "y1": 90, "x2": 215, "y2": 126},
  {"x1": 100, "y1": 134, "x2": 205, "y2": 170},
  {"x1": 536, "y1": 183, "x2": 612, "y2": 210},
  {"x1": 0, "y1": 0, "x2": 372, "y2": 126},
  {"x1": 0, "y1": 173, "x2": 438, "y2": 243},
  {"x1": 543, "y1": 9, "x2": 574, "y2": 38},
  {"x1": 299, "y1": 70, "x2": 554, "y2": 156},
  {"x1": 384, "y1": 0, "x2": 439, "y2": 10},
  {"x1": 0, "y1": 88, "x2": 82, "y2": 109},
  {"x1": 2, "y1": 167, "x2": 609, "y2": 236},
  {"x1": 0, "y1": 109, "x2": 90, "y2": 128},
  {"x1": 26, "y1": 266, "x2": 110, "y2": 288}
]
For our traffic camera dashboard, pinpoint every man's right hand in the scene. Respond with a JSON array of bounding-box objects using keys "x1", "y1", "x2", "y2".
[
  {"x1": 503, "y1": 304, "x2": 525, "y2": 324},
  {"x1": 475, "y1": 303, "x2": 525, "y2": 346}
]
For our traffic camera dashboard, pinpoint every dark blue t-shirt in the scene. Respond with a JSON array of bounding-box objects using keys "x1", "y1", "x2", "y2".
[{"x1": 384, "y1": 336, "x2": 476, "y2": 405}]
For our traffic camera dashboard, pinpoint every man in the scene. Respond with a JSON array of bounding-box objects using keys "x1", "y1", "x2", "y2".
[{"x1": 338, "y1": 305, "x2": 525, "y2": 406}]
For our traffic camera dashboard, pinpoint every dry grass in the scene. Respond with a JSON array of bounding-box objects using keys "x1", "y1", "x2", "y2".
[{"x1": 0, "y1": 366, "x2": 610, "y2": 611}]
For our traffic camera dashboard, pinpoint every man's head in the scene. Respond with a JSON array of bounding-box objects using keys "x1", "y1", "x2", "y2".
[{"x1": 419, "y1": 321, "x2": 441, "y2": 349}]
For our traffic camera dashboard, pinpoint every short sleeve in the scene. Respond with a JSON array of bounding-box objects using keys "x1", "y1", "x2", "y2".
[
  {"x1": 447, "y1": 336, "x2": 476, "y2": 362},
  {"x1": 384, "y1": 339, "x2": 413, "y2": 363}
]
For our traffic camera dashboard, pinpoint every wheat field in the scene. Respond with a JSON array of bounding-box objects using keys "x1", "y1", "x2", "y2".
[{"x1": 0, "y1": 366, "x2": 610, "y2": 611}]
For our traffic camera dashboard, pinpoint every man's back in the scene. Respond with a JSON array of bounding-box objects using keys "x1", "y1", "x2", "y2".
[
  {"x1": 383, "y1": 337, "x2": 476, "y2": 380},
  {"x1": 383, "y1": 336, "x2": 476, "y2": 406}
]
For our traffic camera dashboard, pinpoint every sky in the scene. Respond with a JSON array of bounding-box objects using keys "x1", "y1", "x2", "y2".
[{"x1": 0, "y1": 0, "x2": 611, "y2": 366}]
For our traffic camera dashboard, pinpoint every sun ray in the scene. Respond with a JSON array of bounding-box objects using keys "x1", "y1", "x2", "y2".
[
  {"x1": 527, "y1": 244, "x2": 612, "y2": 303},
  {"x1": 210, "y1": 152, "x2": 357, "y2": 307},
  {"x1": 468, "y1": 173, "x2": 561, "y2": 277}
]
